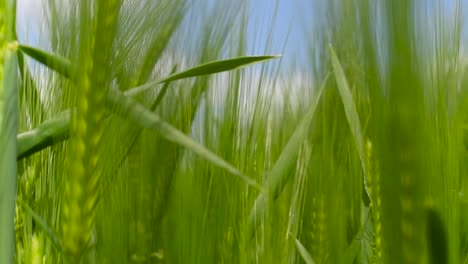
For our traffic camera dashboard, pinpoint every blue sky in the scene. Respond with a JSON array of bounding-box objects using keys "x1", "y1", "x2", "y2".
[
  {"x1": 247, "y1": 0, "x2": 308, "y2": 65},
  {"x1": 17, "y1": 0, "x2": 299, "y2": 49},
  {"x1": 16, "y1": 0, "x2": 468, "y2": 63},
  {"x1": 16, "y1": 0, "x2": 310, "y2": 69}
]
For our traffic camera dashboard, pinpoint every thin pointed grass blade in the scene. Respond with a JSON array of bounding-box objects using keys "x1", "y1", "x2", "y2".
[
  {"x1": 17, "y1": 200, "x2": 62, "y2": 252},
  {"x1": 18, "y1": 45, "x2": 74, "y2": 79},
  {"x1": 149, "y1": 65, "x2": 177, "y2": 111},
  {"x1": 17, "y1": 110, "x2": 70, "y2": 159},
  {"x1": 343, "y1": 206, "x2": 373, "y2": 263},
  {"x1": 118, "y1": 66, "x2": 179, "y2": 167},
  {"x1": 343, "y1": 235, "x2": 362, "y2": 263},
  {"x1": 15, "y1": 69, "x2": 174, "y2": 160},
  {"x1": 126, "y1": 55, "x2": 281, "y2": 96},
  {"x1": 106, "y1": 88, "x2": 262, "y2": 190},
  {"x1": 329, "y1": 45, "x2": 364, "y2": 168},
  {"x1": 13, "y1": 67, "x2": 171, "y2": 161},
  {"x1": 290, "y1": 234, "x2": 315, "y2": 264},
  {"x1": 248, "y1": 74, "x2": 328, "y2": 237},
  {"x1": 16, "y1": 45, "x2": 279, "y2": 95},
  {"x1": 14, "y1": 68, "x2": 173, "y2": 160},
  {"x1": 16, "y1": 46, "x2": 270, "y2": 190},
  {"x1": 159, "y1": 55, "x2": 281, "y2": 83},
  {"x1": 329, "y1": 45, "x2": 369, "y2": 194},
  {"x1": 268, "y1": 74, "x2": 328, "y2": 198},
  {"x1": 16, "y1": 46, "x2": 278, "y2": 111},
  {"x1": 17, "y1": 50, "x2": 46, "y2": 120}
]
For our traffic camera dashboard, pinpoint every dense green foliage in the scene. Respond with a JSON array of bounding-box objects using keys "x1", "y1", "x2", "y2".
[{"x1": 1, "y1": 0, "x2": 468, "y2": 263}]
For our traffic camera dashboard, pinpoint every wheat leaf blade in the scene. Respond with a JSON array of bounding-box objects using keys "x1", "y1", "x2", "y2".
[
  {"x1": 107, "y1": 88, "x2": 262, "y2": 190},
  {"x1": 329, "y1": 45, "x2": 364, "y2": 169},
  {"x1": 19, "y1": 45, "x2": 74, "y2": 79},
  {"x1": 329, "y1": 45, "x2": 370, "y2": 197},
  {"x1": 15, "y1": 69, "x2": 175, "y2": 160},
  {"x1": 248, "y1": 74, "x2": 328, "y2": 237},
  {"x1": 267, "y1": 75, "x2": 327, "y2": 198},
  {"x1": 293, "y1": 236, "x2": 316, "y2": 264},
  {"x1": 343, "y1": 206, "x2": 373, "y2": 263},
  {"x1": 159, "y1": 55, "x2": 281, "y2": 83},
  {"x1": 18, "y1": 200, "x2": 63, "y2": 252},
  {"x1": 17, "y1": 110, "x2": 70, "y2": 159},
  {"x1": 126, "y1": 55, "x2": 281, "y2": 96},
  {"x1": 16, "y1": 45, "x2": 278, "y2": 106}
]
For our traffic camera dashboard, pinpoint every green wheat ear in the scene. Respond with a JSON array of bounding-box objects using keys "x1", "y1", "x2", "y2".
[
  {"x1": 62, "y1": 0, "x2": 121, "y2": 260},
  {"x1": 365, "y1": 139, "x2": 383, "y2": 262},
  {"x1": 310, "y1": 194, "x2": 328, "y2": 263}
]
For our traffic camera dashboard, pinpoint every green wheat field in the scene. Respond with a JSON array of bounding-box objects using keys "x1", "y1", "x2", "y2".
[{"x1": 1, "y1": 0, "x2": 468, "y2": 263}]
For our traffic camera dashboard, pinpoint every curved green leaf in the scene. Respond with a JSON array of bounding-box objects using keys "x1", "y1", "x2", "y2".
[
  {"x1": 107, "y1": 88, "x2": 263, "y2": 190},
  {"x1": 291, "y1": 234, "x2": 315, "y2": 264},
  {"x1": 343, "y1": 206, "x2": 373, "y2": 263},
  {"x1": 126, "y1": 55, "x2": 281, "y2": 96},
  {"x1": 15, "y1": 68, "x2": 177, "y2": 160},
  {"x1": 329, "y1": 45, "x2": 364, "y2": 169},
  {"x1": 17, "y1": 110, "x2": 70, "y2": 160},
  {"x1": 267, "y1": 76, "x2": 328, "y2": 199},
  {"x1": 18, "y1": 45, "x2": 270, "y2": 189},
  {"x1": 248, "y1": 74, "x2": 328, "y2": 237},
  {"x1": 329, "y1": 45, "x2": 370, "y2": 200},
  {"x1": 159, "y1": 55, "x2": 280, "y2": 83},
  {"x1": 19, "y1": 45, "x2": 74, "y2": 79},
  {"x1": 17, "y1": 45, "x2": 279, "y2": 101},
  {"x1": 17, "y1": 200, "x2": 63, "y2": 252}
]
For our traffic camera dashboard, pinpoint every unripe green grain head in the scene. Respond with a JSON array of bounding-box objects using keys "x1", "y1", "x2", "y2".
[{"x1": 62, "y1": 0, "x2": 122, "y2": 260}]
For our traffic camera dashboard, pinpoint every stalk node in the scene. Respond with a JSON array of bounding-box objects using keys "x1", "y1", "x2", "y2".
[{"x1": 6, "y1": 41, "x2": 18, "y2": 51}]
